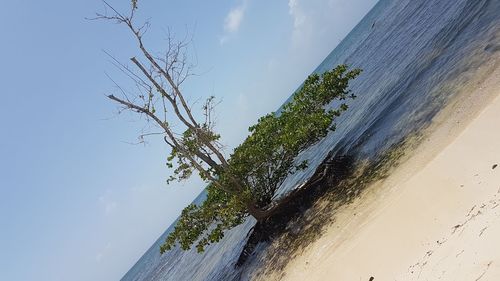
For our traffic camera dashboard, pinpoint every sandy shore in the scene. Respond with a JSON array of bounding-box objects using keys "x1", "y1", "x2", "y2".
[{"x1": 257, "y1": 62, "x2": 500, "y2": 280}]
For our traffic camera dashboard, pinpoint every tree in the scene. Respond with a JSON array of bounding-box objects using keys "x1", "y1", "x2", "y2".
[{"x1": 98, "y1": 2, "x2": 361, "y2": 253}]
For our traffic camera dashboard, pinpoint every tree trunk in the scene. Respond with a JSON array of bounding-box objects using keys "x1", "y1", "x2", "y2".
[
  {"x1": 236, "y1": 154, "x2": 354, "y2": 267},
  {"x1": 246, "y1": 202, "x2": 270, "y2": 222}
]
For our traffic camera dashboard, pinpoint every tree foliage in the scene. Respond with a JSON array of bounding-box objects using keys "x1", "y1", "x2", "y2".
[
  {"x1": 160, "y1": 65, "x2": 360, "y2": 253},
  {"x1": 98, "y1": 2, "x2": 360, "y2": 253}
]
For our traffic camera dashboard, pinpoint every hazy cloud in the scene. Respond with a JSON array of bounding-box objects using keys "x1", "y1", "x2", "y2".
[
  {"x1": 95, "y1": 242, "x2": 112, "y2": 263},
  {"x1": 287, "y1": 0, "x2": 377, "y2": 58},
  {"x1": 98, "y1": 191, "x2": 118, "y2": 216},
  {"x1": 220, "y1": 1, "x2": 247, "y2": 45},
  {"x1": 288, "y1": 0, "x2": 312, "y2": 48},
  {"x1": 224, "y1": 5, "x2": 245, "y2": 33},
  {"x1": 288, "y1": 0, "x2": 306, "y2": 30}
]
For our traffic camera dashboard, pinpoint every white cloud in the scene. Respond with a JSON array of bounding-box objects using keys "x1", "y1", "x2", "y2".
[
  {"x1": 220, "y1": 1, "x2": 247, "y2": 45},
  {"x1": 288, "y1": 0, "x2": 306, "y2": 29},
  {"x1": 224, "y1": 6, "x2": 245, "y2": 33}
]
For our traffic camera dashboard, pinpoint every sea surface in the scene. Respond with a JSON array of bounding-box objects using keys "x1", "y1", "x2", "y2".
[{"x1": 122, "y1": 0, "x2": 500, "y2": 280}]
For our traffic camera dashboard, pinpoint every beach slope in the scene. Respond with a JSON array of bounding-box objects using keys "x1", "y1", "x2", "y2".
[{"x1": 267, "y1": 68, "x2": 500, "y2": 281}]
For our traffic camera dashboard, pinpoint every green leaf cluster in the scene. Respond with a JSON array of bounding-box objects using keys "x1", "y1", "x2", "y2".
[
  {"x1": 160, "y1": 184, "x2": 247, "y2": 253},
  {"x1": 229, "y1": 65, "x2": 361, "y2": 207}
]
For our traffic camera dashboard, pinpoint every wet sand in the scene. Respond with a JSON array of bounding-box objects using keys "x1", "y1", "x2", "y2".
[{"x1": 260, "y1": 62, "x2": 500, "y2": 280}]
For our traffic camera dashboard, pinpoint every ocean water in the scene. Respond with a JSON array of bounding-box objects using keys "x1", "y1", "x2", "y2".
[{"x1": 122, "y1": 0, "x2": 500, "y2": 280}]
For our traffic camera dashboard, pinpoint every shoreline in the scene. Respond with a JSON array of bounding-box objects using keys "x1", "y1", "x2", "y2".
[{"x1": 251, "y1": 57, "x2": 500, "y2": 280}]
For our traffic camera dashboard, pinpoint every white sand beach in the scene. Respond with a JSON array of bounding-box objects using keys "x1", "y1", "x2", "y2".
[{"x1": 260, "y1": 61, "x2": 500, "y2": 280}]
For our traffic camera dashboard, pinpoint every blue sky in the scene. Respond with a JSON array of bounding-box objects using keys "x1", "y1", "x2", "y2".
[{"x1": 0, "y1": 1, "x2": 377, "y2": 280}]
